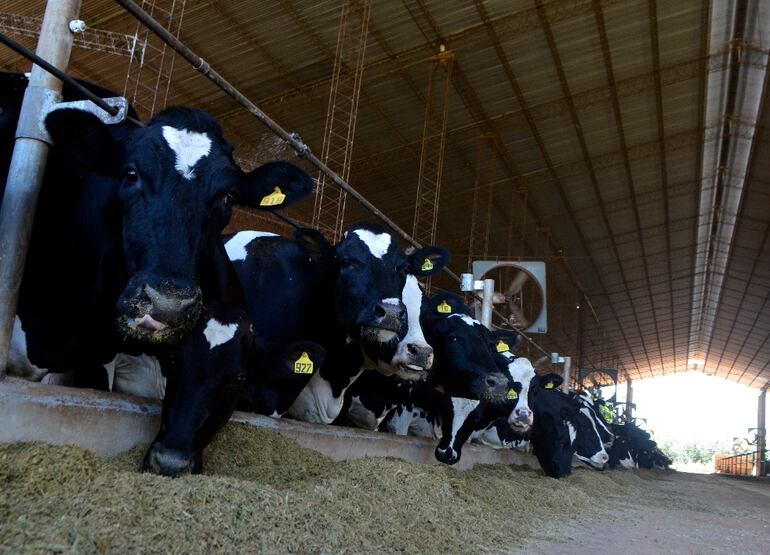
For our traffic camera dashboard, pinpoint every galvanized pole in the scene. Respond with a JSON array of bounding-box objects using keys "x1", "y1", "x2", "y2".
[
  {"x1": 480, "y1": 279, "x2": 495, "y2": 330},
  {"x1": 625, "y1": 378, "x2": 634, "y2": 420},
  {"x1": 561, "y1": 356, "x2": 571, "y2": 394},
  {"x1": 0, "y1": 0, "x2": 82, "y2": 378},
  {"x1": 756, "y1": 387, "x2": 767, "y2": 477}
]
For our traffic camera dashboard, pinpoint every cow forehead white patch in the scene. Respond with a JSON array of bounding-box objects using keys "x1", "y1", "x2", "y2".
[
  {"x1": 448, "y1": 313, "x2": 479, "y2": 327},
  {"x1": 508, "y1": 357, "x2": 535, "y2": 384},
  {"x1": 225, "y1": 230, "x2": 277, "y2": 262},
  {"x1": 161, "y1": 126, "x2": 212, "y2": 180},
  {"x1": 352, "y1": 229, "x2": 392, "y2": 259},
  {"x1": 203, "y1": 318, "x2": 238, "y2": 349}
]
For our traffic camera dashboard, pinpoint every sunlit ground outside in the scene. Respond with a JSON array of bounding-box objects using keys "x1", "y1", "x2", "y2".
[{"x1": 604, "y1": 372, "x2": 768, "y2": 473}]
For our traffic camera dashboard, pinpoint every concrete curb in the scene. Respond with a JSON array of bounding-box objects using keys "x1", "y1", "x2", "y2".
[{"x1": 0, "y1": 377, "x2": 539, "y2": 471}]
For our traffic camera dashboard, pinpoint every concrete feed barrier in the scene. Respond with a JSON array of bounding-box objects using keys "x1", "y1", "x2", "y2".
[{"x1": 0, "y1": 377, "x2": 538, "y2": 470}]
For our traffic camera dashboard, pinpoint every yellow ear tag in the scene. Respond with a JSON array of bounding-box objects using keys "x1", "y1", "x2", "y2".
[
  {"x1": 421, "y1": 258, "x2": 434, "y2": 272},
  {"x1": 507, "y1": 388, "x2": 518, "y2": 400},
  {"x1": 496, "y1": 339, "x2": 510, "y2": 353},
  {"x1": 544, "y1": 382, "x2": 554, "y2": 390},
  {"x1": 293, "y1": 352, "x2": 314, "y2": 374},
  {"x1": 437, "y1": 300, "x2": 452, "y2": 314},
  {"x1": 259, "y1": 187, "x2": 286, "y2": 207}
]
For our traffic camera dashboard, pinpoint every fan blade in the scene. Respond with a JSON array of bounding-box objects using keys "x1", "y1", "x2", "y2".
[
  {"x1": 507, "y1": 300, "x2": 530, "y2": 329},
  {"x1": 506, "y1": 271, "x2": 530, "y2": 296}
]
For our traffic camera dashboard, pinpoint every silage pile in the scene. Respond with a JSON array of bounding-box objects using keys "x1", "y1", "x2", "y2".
[{"x1": 1, "y1": 424, "x2": 652, "y2": 554}]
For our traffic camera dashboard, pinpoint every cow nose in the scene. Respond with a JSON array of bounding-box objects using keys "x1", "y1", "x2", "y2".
[
  {"x1": 143, "y1": 443, "x2": 197, "y2": 477},
  {"x1": 516, "y1": 408, "x2": 531, "y2": 420},
  {"x1": 144, "y1": 284, "x2": 200, "y2": 324},
  {"x1": 600, "y1": 452, "x2": 609, "y2": 463},
  {"x1": 374, "y1": 299, "x2": 405, "y2": 319},
  {"x1": 484, "y1": 373, "x2": 509, "y2": 397}
]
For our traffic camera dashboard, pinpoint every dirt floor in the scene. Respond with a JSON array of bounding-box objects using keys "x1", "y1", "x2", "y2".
[{"x1": 0, "y1": 423, "x2": 768, "y2": 554}]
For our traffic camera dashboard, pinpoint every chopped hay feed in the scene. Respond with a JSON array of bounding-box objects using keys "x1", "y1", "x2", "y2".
[{"x1": 1, "y1": 423, "x2": 673, "y2": 554}]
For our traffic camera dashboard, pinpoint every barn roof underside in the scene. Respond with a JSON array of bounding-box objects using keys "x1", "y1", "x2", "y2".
[{"x1": 2, "y1": 0, "x2": 769, "y2": 388}]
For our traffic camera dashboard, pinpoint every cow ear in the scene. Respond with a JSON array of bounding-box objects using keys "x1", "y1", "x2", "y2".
[
  {"x1": 488, "y1": 330, "x2": 518, "y2": 354},
  {"x1": 45, "y1": 108, "x2": 122, "y2": 174},
  {"x1": 235, "y1": 161, "x2": 313, "y2": 210},
  {"x1": 539, "y1": 373, "x2": 563, "y2": 389},
  {"x1": 293, "y1": 228, "x2": 333, "y2": 262},
  {"x1": 407, "y1": 246, "x2": 449, "y2": 277}
]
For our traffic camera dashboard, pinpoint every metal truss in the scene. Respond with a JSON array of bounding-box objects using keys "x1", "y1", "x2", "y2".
[
  {"x1": 0, "y1": 12, "x2": 138, "y2": 58},
  {"x1": 466, "y1": 134, "x2": 497, "y2": 271},
  {"x1": 123, "y1": 0, "x2": 186, "y2": 119},
  {"x1": 412, "y1": 48, "x2": 454, "y2": 248},
  {"x1": 312, "y1": 0, "x2": 371, "y2": 243}
]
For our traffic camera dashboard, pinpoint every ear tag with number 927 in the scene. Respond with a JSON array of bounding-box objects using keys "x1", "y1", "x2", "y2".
[{"x1": 293, "y1": 352, "x2": 314, "y2": 374}]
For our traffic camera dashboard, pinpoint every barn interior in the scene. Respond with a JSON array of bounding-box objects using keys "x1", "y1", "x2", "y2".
[
  {"x1": 4, "y1": 0, "x2": 768, "y2": 391},
  {"x1": 1, "y1": 1, "x2": 769, "y2": 552}
]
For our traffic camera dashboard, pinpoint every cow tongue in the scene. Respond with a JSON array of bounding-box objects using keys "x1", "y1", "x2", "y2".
[{"x1": 136, "y1": 314, "x2": 168, "y2": 332}]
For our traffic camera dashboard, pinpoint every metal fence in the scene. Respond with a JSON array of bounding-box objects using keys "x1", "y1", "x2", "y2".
[{"x1": 714, "y1": 451, "x2": 768, "y2": 476}]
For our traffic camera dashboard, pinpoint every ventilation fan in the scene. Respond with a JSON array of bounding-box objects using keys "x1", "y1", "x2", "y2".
[{"x1": 472, "y1": 261, "x2": 547, "y2": 333}]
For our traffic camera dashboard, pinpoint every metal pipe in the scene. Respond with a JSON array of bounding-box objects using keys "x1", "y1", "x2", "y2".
[
  {"x1": 625, "y1": 378, "x2": 634, "y2": 420},
  {"x1": 480, "y1": 278, "x2": 495, "y2": 330},
  {"x1": 0, "y1": 31, "x2": 118, "y2": 117},
  {"x1": 0, "y1": 0, "x2": 82, "y2": 378},
  {"x1": 757, "y1": 387, "x2": 766, "y2": 477},
  {"x1": 112, "y1": 0, "x2": 553, "y2": 358},
  {"x1": 561, "y1": 356, "x2": 571, "y2": 394}
]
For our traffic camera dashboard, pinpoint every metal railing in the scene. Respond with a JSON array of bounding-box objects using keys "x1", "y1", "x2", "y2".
[{"x1": 714, "y1": 450, "x2": 768, "y2": 476}]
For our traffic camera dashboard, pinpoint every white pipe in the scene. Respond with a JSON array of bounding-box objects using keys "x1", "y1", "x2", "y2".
[
  {"x1": 561, "y1": 356, "x2": 571, "y2": 394},
  {"x1": 480, "y1": 278, "x2": 494, "y2": 330}
]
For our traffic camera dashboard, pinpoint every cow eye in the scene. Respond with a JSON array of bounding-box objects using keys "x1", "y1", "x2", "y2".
[
  {"x1": 339, "y1": 257, "x2": 356, "y2": 270},
  {"x1": 233, "y1": 374, "x2": 247, "y2": 384},
  {"x1": 124, "y1": 168, "x2": 139, "y2": 184}
]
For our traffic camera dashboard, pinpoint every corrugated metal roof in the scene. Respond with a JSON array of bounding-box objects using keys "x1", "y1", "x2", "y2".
[{"x1": 1, "y1": 0, "x2": 769, "y2": 388}]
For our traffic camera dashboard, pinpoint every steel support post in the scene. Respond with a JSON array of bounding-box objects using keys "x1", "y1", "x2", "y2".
[
  {"x1": 757, "y1": 387, "x2": 767, "y2": 477},
  {"x1": 480, "y1": 278, "x2": 495, "y2": 330},
  {"x1": 625, "y1": 378, "x2": 634, "y2": 420},
  {"x1": 561, "y1": 356, "x2": 571, "y2": 394},
  {"x1": 0, "y1": 0, "x2": 81, "y2": 378}
]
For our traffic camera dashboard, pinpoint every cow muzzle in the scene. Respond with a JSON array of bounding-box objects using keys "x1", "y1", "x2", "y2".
[
  {"x1": 390, "y1": 342, "x2": 434, "y2": 381},
  {"x1": 508, "y1": 407, "x2": 533, "y2": 431},
  {"x1": 475, "y1": 372, "x2": 511, "y2": 402},
  {"x1": 117, "y1": 278, "x2": 202, "y2": 344},
  {"x1": 363, "y1": 299, "x2": 405, "y2": 343},
  {"x1": 142, "y1": 443, "x2": 201, "y2": 477}
]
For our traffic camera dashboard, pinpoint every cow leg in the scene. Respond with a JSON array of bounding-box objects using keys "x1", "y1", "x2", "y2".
[{"x1": 73, "y1": 365, "x2": 109, "y2": 391}]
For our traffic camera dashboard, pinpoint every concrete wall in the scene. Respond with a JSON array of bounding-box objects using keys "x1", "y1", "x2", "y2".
[{"x1": 0, "y1": 377, "x2": 539, "y2": 470}]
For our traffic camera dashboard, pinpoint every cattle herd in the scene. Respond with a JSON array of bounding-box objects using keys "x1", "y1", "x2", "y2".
[{"x1": 1, "y1": 72, "x2": 670, "y2": 479}]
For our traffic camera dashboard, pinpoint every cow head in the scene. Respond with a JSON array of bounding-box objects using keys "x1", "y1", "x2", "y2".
[
  {"x1": 490, "y1": 338, "x2": 535, "y2": 434},
  {"x1": 143, "y1": 302, "x2": 325, "y2": 476},
  {"x1": 421, "y1": 293, "x2": 511, "y2": 402},
  {"x1": 333, "y1": 224, "x2": 445, "y2": 367},
  {"x1": 384, "y1": 247, "x2": 448, "y2": 380},
  {"x1": 45, "y1": 107, "x2": 313, "y2": 345}
]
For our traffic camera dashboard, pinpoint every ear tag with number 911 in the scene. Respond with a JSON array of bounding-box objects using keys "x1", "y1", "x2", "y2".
[
  {"x1": 260, "y1": 186, "x2": 286, "y2": 207},
  {"x1": 293, "y1": 352, "x2": 314, "y2": 374}
]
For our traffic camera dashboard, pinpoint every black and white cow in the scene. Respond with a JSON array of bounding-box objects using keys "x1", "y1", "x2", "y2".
[
  {"x1": 2, "y1": 73, "x2": 314, "y2": 388},
  {"x1": 526, "y1": 374, "x2": 609, "y2": 477},
  {"x1": 143, "y1": 301, "x2": 326, "y2": 476},
  {"x1": 223, "y1": 224, "x2": 448, "y2": 422},
  {"x1": 368, "y1": 294, "x2": 515, "y2": 464}
]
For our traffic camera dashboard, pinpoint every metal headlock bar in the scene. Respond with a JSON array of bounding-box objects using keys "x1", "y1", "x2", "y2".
[{"x1": 112, "y1": 0, "x2": 551, "y2": 358}]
